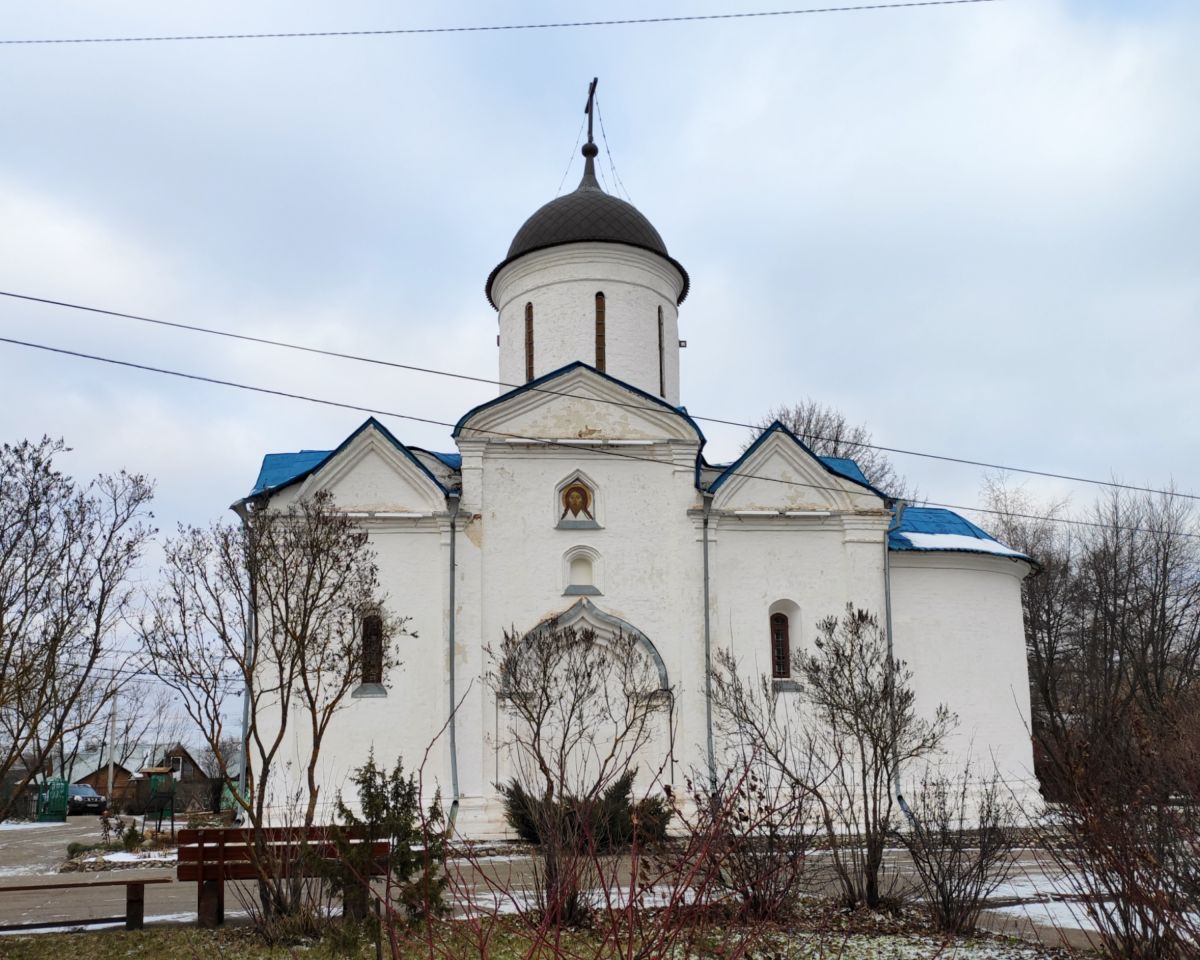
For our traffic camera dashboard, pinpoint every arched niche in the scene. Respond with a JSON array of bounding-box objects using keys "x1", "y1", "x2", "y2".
[
  {"x1": 526, "y1": 598, "x2": 669, "y2": 691},
  {"x1": 555, "y1": 470, "x2": 602, "y2": 530},
  {"x1": 563, "y1": 545, "x2": 602, "y2": 596}
]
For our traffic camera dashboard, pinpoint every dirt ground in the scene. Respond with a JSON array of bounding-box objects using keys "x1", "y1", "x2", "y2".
[{"x1": 0, "y1": 820, "x2": 1101, "y2": 953}]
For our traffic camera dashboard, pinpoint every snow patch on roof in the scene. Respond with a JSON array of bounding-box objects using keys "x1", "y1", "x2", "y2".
[
  {"x1": 888, "y1": 506, "x2": 1030, "y2": 561},
  {"x1": 894, "y1": 532, "x2": 1023, "y2": 557}
]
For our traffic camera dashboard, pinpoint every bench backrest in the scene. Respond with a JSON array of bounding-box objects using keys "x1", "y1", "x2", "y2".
[{"x1": 177, "y1": 826, "x2": 390, "y2": 883}]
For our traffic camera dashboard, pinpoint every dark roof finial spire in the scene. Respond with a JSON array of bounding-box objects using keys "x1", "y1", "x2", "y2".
[{"x1": 579, "y1": 77, "x2": 601, "y2": 192}]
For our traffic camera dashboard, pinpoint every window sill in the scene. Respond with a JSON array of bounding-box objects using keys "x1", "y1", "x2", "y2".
[
  {"x1": 563, "y1": 585, "x2": 602, "y2": 596},
  {"x1": 352, "y1": 683, "x2": 388, "y2": 699},
  {"x1": 557, "y1": 519, "x2": 601, "y2": 530},
  {"x1": 771, "y1": 679, "x2": 801, "y2": 693}
]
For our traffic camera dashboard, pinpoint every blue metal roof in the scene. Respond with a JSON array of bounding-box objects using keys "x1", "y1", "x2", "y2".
[
  {"x1": 251, "y1": 450, "x2": 331, "y2": 496},
  {"x1": 889, "y1": 506, "x2": 1032, "y2": 562},
  {"x1": 891, "y1": 506, "x2": 995, "y2": 542},
  {"x1": 428, "y1": 451, "x2": 462, "y2": 470},
  {"x1": 819, "y1": 456, "x2": 869, "y2": 486},
  {"x1": 245, "y1": 418, "x2": 450, "y2": 499}
]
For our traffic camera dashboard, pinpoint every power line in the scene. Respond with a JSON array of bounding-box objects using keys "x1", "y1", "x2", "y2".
[
  {"x1": 3, "y1": 288, "x2": 1195, "y2": 504},
  {"x1": 0, "y1": 333, "x2": 1195, "y2": 541},
  {"x1": 0, "y1": 2, "x2": 1004, "y2": 46}
]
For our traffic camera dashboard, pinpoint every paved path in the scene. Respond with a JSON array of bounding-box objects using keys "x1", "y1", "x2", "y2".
[{"x1": 0, "y1": 819, "x2": 189, "y2": 929}]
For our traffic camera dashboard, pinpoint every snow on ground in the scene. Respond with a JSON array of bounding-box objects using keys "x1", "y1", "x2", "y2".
[
  {"x1": 0, "y1": 821, "x2": 61, "y2": 831},
  {"x1": 0, "y1": 864, "x2": 50, "y2": 879},
  {"x1": 98, "y1": 850, "x2": 177, "y2": 864},
  {"x1": 0, "y1": 911, "x2": 246, "y2": 936},
  {"x1": 988, "y1": 873, "x2": 1079, "y2": 902},
  {"x1": 761, "y1": 933, "x2": 1063, "y2": 959},
  {"x1": 996, "y1": 899, "x2": 1098, "y2": 933}
]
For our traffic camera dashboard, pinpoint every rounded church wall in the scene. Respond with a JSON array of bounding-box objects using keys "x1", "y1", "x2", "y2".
[
  {"x1": 889, "y1": 553, "x2": 1038, "y2": 800},
  {"x1": 493, "y1": 243, "x2": 683, "y2": 404}
]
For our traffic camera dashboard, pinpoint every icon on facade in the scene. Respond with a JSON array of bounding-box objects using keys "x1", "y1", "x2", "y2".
[{"x1": 561, "y1": 482, "x2": 595, "y2": 521}]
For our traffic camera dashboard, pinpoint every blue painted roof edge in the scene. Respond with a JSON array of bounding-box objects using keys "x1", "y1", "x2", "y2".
[
  {"x1": 410, "y1": 448, "x2": 463, "y2": 471},
  {"x1": 247, "y1": 417, "x2": 450, "y2": 500},
  {"x1": 706, "y1": 420, "x2": 889, "y2": 501}
]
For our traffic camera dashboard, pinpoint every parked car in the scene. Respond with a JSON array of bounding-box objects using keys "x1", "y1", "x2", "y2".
[{"x1": 68, "y1": 784, "x2": 107, "y2": 815}]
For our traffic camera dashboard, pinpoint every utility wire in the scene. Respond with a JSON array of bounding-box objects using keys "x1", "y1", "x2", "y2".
[
  {"x1": 0, "y1": 2, "x2": 1004, "y2": 46},
  {"x1": 0, "y1": 333, "x2": 1195, "y2": 541},
  {"x1": 3, "y1": 288, "x2": 1194, "y2": 504}
]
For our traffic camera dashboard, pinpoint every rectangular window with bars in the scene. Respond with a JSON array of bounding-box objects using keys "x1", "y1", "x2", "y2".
[
  {"x1": 362, "y1": 613, "x2": 384, "y2": 685},
  {"x1": 770, "y1": 613, "x2": 790, "y2": 679}
]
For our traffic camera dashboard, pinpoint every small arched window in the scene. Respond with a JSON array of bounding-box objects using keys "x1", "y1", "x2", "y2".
[
  {"x1": 524, "y1": 302, "x2": 534, "y2": 383},
  {"x1": 595, "y1": 292, "x2": 606, "y2": 372},
  {"x1": 770, "y1": 613, "x2": 790, "y2": 680},
  {"x1": 362, "y1": 612, "x2": 384, "y2": 685}
]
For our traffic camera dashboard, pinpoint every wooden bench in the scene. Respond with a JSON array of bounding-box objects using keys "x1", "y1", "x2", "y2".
[
  {"x1": 177, "y1": 826, "x2": 389, "y2": 927},
  {"x1": 0, "y1": 877, "x2": 172, "y2": 932}
]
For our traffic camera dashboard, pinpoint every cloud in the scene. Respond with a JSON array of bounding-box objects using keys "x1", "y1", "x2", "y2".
[{"x1": 0, "y1": 0, "x2": 1195, "y2": 542}]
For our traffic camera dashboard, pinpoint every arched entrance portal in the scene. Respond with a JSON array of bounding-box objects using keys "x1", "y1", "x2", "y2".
[{"x1": 493, "y1": 599, "x2": 675, "y2": 809}]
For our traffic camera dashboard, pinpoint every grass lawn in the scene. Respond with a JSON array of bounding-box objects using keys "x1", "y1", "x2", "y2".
[{"x1": 0, "y1": 921, "x2": 1072, "y2": 960}]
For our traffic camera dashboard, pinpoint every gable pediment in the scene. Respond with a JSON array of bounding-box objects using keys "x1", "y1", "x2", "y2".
[
  {"x1": 711, "y1": 427, "x2": 885, "y2": 514},
  {"x1": 455, "y1": 363, "x2": 702, "y2": 445},
  {"x1": 289, "y1": 422, "x2": 448, "y2": 514}
]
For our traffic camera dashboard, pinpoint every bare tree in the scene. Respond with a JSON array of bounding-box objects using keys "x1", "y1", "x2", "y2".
[
  {"x1": 984, "y1": 478, "x2": 1200, "y2": 798},
  {"x1": 487, "y1": 621, "x2": 672, "y2": 927},
  {"x1": 751, "y1": 399, "x2": 917, "y2": 501},
  {"x1": 986, "y1": 479, "x2": 1200, "y2": 958},
  {"x1": 53, "y1": 683, "x2": 184, "y2": 785},
  {"x1": 0, "y1": 437, "x2": 154, "y2": 820},
  {"x1": 141, "y1": 490, "x2": 404, "y2": 915}
]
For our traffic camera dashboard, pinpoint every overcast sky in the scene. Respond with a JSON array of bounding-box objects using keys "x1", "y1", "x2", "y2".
[{"x1": 2, "y1": 0, "x2": 1197, "y2": 544}]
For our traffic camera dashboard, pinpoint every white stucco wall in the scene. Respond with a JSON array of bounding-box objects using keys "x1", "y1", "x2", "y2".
[
  {"x1": 491, "y1": 243, "x2": 685, "y2": 404},
  {"x1": 890, "y1": 553, "x2": 1038, "y2": 803}
]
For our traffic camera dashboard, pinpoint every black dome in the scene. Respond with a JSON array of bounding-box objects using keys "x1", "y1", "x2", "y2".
[{"x1": 485, "y1": 151, "x2": 689, "y2": 307}]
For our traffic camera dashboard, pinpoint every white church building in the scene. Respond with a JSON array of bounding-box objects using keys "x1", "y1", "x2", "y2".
[{"x1": 242, "y1": 122, "x2": 1037, "y2": 833}]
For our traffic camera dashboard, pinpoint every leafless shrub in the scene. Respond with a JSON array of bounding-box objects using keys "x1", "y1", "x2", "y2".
[
  {"x1": 485, "y1": 621, "x2": 672, "y2": 929},
  {"x1": 681, "y1": 751, "x2": 820, "y2": 923},
  {"x1": 712, "y1": 605, "x2": 954, "y2": 911},
  {"x1": 380, "y1": 764, "x2": 769, "y2": 960},
  {"x1": 895, "y1": 764, "x2": 1018, "y2": 934},
  {"x1": 1029, "y1": 696, "x2": 1200, "y2": 960}
]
